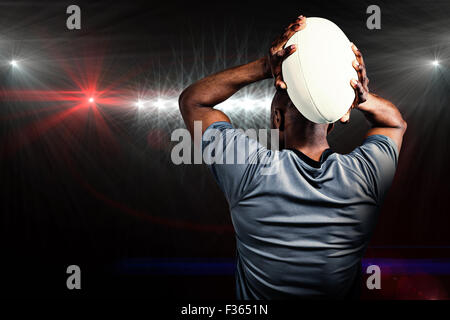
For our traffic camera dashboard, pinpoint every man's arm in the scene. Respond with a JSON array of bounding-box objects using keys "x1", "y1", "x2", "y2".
[
  {"x1": 359, "y1": 93, "x2": 407, "y2": 150},
  {"x1": 178, "y1": 58, "x2": 271, "y2": 135},
  {"x1": 179, "y1": 16, "x2": 306, "y2": 136},
  {"x1": 350, "y1": 44, "x2": 407, "y2": 151}
]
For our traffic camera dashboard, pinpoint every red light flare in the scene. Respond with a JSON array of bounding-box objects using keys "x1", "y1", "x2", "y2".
[
  {"x1": 0, "y1": 40, "x2": 217, "y2": 233},
  {"x1": 2, "y1": 35, "x2": 141, "y2": 156},
  {"x1": 1, "y1": 61, "x2": 127, "y2": 158}
]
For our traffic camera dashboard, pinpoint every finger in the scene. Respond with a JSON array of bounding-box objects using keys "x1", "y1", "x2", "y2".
[
  {"x1": 272, "y1": 17, "x2": 306, "y2": 51},
  {"x1": 298, "y1": 15, "x2": 307, "y2": 26},
  {"x1": 284, "y1": 16, "x2": 303, "y2": 30},
  {"x1": 351, "y1": 43, "x2": 366, "y2": 69},
  {"x1": 352, "y1": 54, "x2": 366, "y2": 81},
  {"x1": 358, "y1": 63, "x2": 367, "y2": 85},
  {"x1": 281, "y1": 24, "x2": 302, "y2": 42},
  {"x1": 350, "y1": 79, "x2": 367, "y2": 103},
  {"x1": 271, "y1": 45, "x2": 296, "y2": 67},
  {"x1": 350, "y1": 80, "x2": 360, "y2": 109},
  {"x1": 271, "y1": 25, "x2": 301, "y2": 51},
  {"x1": 275, "y1": 75, "x2": 287, "y2": 90},
  {"x1": 286, "y1": 17, "x2": 306, "y2": 35},
  {"x1": 278, "y1": 44, "x2": 297, "y2": 60},
  {"x1": 364, "y1": 76, "x2": 369, "y2": 90},
  {"x1": 352, "y1": 57, "x2": 368, "y2": 91},
  {"x1": 352, "y1": 60, "x2": 364, "y2": 82},
  {"x1": 352, "y1": 59, "x2": 360, "y2": 73},
  {"x1": 284, "y1": 15, "x2": 305, "y2": 30},
  {"x1": 339, "y1": 108, "x2": 351, "y2": 124}
]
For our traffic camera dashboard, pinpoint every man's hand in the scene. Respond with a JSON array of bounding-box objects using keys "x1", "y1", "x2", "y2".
[
  {"x1": 347, "y1": 43, "x2": 407, "y2": 151},
  {"x1": 268, "y1": 15, "x2": 306, "y2": 90},
  {"x1": 340, "y1": 43, "x2": 370, "y2": 123},
  {"x1": 350, "y1": 43, "x2": 370, "y2": 109}
]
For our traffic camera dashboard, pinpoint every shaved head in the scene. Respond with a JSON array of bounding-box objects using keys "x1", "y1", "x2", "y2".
[{"x1": 270, "y1": 90, "x2": 333, "y2": 150}]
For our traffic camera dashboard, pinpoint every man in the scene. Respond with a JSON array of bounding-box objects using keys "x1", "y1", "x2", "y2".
[{"x1": 179, "y1": 16, "x2": 406, "y2": 299}]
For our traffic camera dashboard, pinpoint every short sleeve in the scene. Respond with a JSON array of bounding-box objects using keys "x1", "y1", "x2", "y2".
[
  {"x1": 346, "y1": 134, "x2": 399, "y2": 202},
  {"x1": 201, "y1": 121, "x2": 274, "y2": 208}
]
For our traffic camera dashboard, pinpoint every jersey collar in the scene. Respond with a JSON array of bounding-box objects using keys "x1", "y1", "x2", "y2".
[{"x1": 286, "y1": 148, "x2": 334, "y2": 168}]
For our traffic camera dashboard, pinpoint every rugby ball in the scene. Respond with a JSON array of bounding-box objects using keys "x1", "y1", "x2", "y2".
[{"x1": 282, "y1": 17, "x2": 358, "y2": 123}]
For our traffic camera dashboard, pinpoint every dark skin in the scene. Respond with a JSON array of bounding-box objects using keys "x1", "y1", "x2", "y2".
[{"x1": 179, "y1": 16, "x2": 407, "y2": 161}]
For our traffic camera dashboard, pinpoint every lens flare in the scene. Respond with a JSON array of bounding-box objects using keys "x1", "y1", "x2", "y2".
[{"x1": 135, "y1": 100, "x2": 145, "y2": 108}]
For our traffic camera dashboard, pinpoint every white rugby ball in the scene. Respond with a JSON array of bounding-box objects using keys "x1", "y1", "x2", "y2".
[{"x1": 282, "y1": 17, "x2": 358, "y2": 123}]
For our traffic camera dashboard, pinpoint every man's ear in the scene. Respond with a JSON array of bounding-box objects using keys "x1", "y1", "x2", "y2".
[
  {"x1": 339, "y1": 108, "x2": 352, "y2": 124},
  {"x1": 272, "y1": 108, "x2": 285, "y2": 131}
]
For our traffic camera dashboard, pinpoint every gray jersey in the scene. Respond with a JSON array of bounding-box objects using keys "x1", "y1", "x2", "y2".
[{"x1": 202, "y1": 121, "x2": 398, "y2": 299}]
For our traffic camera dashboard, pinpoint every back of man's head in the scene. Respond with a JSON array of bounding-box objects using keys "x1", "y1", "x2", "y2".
[{"x1": 271, "y1": 91, "x2": 332, "y2": 148}]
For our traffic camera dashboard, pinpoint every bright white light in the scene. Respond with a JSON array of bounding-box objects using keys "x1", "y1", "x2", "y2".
[
  {"x1": 133, "y1": 96, "x2": 272, "y2": 115},
  {"x1": 154, "y1": 99, "x2": 165, "y2": 109},
  {"x1": 432, "y1": 60, "x2": 439, "y2": 66},
  {"x1": 135, "y1": 100, "x2": 145, "y2": 108},
  {"x1": 216, "y1": 97, "x2": 272, "y2": 112},
  {"x1": 134, "y1": 98, "x2": 180, "y2": 110},
  {"x1": 10, "y1": 60, "x2": 18, "y2": 67},
  {"x1": 88, "y1": 97, "x2": 94, "y2": 103}
]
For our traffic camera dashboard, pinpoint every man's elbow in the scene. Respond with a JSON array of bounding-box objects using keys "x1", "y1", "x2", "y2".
[
  {"x1": 178, "y1": 88, "x2": 189, "y2": 113},
  {"x1": 393, "y1": 105, "x2": 407, "y2": 132},
  {"x1": 179, "y1": 88, "x2": 197, "y2": 120},
  {"x1": 399, "y1": 118, "x2": 407, "y2": 132},
  {"x1": 396, "y1": 116, "x2": 408, "y2": 133}
]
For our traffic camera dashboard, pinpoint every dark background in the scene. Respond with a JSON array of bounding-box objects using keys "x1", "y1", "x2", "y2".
[{"x1": 0, "y1": 0, "x2": 449, "y2": 299}]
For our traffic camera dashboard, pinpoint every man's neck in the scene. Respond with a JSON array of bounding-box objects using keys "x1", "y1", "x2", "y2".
[
  {"x1": 284, "y1": 130, "x2": 330, "y2": 161},
  {"x1": 282, "y1": 117, "x2": 331, "y2": 161},
  {"x1": 287, "y1": 142, "x2": 330, "y2": 161}
]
